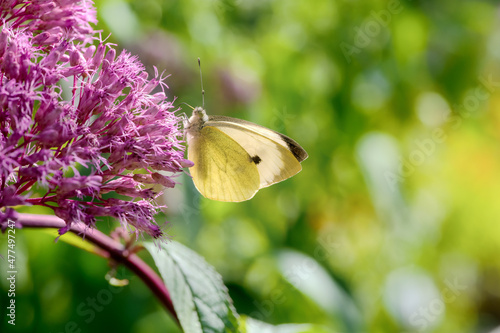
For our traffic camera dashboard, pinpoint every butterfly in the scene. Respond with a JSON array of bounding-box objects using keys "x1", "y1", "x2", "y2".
[{"x1": 184, "y1": 106, "x2": 308, "y2": 202}]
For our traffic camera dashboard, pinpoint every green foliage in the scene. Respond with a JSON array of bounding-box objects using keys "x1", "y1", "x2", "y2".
[
  {"x1": 145, "y1": 241, "x2": 239, "y2": 333},
  {"x1": 4, "y1": 0, "x2": 500, "y2": 332}
]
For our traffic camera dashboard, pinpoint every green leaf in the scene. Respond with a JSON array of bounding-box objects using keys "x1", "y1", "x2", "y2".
[
  {"x1": 144, "y1": 241, "x2": 240, "y2": 333},
  {"x1": 40, "y1": 228, "x2": 102, "y2": 255},
  {"x1": 239, "y1": 316, "x2": 329, "y2": 333},
  {"x1": 275, "y1": 249, "x2": 361, "y2": 327}
]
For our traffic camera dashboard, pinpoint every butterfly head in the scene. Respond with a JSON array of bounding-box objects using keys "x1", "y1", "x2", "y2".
[
  {"x1": 185, "y1": 107, "x2": 209, "y2": 135},
  {"x1": 192, "y1": 107, "x2": 209, "y2": 122}
]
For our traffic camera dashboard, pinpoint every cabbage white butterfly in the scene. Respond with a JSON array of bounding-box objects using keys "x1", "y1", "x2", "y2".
[{"x1": 184, "y1": 60, "x2": 308, "y2": 202}]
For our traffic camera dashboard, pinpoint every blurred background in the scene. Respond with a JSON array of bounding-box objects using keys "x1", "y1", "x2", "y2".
[{"x1": 3, "y1": 0, "x2": 500, "y2": 332}]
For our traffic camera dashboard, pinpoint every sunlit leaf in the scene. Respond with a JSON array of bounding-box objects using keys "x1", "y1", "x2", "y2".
[
  {"x1": 144, "y1": 241, "x2": 240, "y2": 333},
  {"x1": 275, "y1": 249, "x2": 362, "y2": 330},
  {"x1": 239, "y1": 316, "x2": 330, "y2": 333},
  {"x1": 40, "y1": 228, "x2": 102, "y2": 255}
]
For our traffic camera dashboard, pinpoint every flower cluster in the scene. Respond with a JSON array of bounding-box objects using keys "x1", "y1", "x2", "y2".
[{"x1": 0, "y1": 1, "x2": 191, "y2": 239}]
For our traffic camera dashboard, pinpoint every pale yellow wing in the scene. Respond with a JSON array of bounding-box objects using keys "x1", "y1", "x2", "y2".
[
  {"x1": 205, "y1": 117, "x2": 307, "y2": 188},
  {"x1": 188, "y1": 126, "x2": 260, "y2": 202}
]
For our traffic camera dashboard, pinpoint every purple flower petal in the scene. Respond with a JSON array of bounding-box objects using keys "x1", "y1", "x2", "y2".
[{"x1": 0, "y1": 2, "x2": 190, "y2": 240}]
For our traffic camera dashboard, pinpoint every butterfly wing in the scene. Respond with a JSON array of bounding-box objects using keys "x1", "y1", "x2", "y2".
[
  {"x1": 187, "y1": 126, "x2": 260, "y2": 202},
  {"x1": 206, "y1": 116, "x2": 308, "y2": 188}
]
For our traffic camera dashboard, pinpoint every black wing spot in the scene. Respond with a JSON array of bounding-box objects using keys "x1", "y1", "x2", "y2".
[{"x1": 250, "y1": 155, "x2": 262, "y2": 165}]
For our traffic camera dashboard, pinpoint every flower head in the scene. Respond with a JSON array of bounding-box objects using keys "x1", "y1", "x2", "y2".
[
  {"x1": 0, "y1": 1, "x2": 191, "y2": 239},
  {"x1": 1, "y1": 0, "x2": 97, "y2": 42}
]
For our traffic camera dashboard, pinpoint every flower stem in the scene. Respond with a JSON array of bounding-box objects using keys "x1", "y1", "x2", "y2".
[{"x1": 15, "y1": 213, "x2": 179, "y2": 325}]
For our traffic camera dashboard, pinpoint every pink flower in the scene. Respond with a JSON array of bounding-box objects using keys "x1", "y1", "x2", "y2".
[
  {"x1": 0, "y1": 1, "x2": 192, "y2": 239},
  {"x1": 1, "y1": 0, "x2": 97, "y2": 42}
]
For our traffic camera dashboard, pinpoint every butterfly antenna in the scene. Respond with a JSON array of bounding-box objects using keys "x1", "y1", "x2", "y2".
[{"x1": 198, "y1": 57, "x2": 205, "y2": 108}]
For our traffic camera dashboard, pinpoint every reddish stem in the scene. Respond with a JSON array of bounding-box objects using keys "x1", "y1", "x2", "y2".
[{"x1": 14, "y1": 213, "x2": 179, "y2": 324}]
